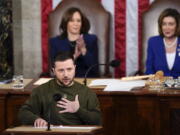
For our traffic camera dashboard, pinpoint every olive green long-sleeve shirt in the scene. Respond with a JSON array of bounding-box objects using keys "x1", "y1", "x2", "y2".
[{"x1": 18, "y1": 79, "x2": 101, "y2": 125}]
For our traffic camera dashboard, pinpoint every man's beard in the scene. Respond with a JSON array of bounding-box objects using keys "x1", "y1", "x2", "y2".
[{"x1": 57, "y1": 77, "x2": 74, "y2": 87}]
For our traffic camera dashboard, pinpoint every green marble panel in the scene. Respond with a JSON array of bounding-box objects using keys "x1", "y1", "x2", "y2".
[{"x1": 0, "y1": 0, "x2": 13, "y2": 80}]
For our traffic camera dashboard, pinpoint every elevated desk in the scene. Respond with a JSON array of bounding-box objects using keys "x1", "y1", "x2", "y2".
[{"x1": 1, "y1": 78, "x2": 180, "y2": 135}]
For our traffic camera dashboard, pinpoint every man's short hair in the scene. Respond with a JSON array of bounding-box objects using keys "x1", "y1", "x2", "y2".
[{"x1": 52, "y1": 51, "x2": 75, "y2": 68}]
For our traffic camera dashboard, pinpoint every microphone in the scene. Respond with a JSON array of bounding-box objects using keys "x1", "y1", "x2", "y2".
[
  {"x1": 109, "y1": 59, "x2": 120, "y2": 67},
  {"x1": 47, "y1": 93, "x2": 62, "y2": 131},
  {"x1": 83, "y1": 59, "x2": 120, "y2": 85},
  {"x1": 53, "y1": 93, "x2": 62, "y2": 102}
]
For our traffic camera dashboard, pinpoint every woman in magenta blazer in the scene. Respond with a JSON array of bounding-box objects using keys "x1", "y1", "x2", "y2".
[{"x1": 145, "y1": 8, "x2": 180, "y2": 78}]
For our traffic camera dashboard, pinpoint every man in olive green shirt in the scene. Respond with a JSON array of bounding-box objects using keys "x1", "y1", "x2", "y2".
[{"x1": 18, "y1": 52, "x2": 101, "y2": 127}]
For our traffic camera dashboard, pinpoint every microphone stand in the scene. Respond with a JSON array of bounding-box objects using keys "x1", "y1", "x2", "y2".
[
  {"x1": 83, "y1": 64, "x2": 106, "y2": 86},
  {"x1": 46, "y1": 93, "x2": 62, "y2": 131},
  {"x1": 47, "y1": 109, "x2": 51, "y2": 131},
  {"x1": 83, "y1": 60, "x2": 120, "y2": 86}
]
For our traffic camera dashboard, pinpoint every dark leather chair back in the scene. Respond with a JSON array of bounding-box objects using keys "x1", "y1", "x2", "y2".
[{"x1": 48, "y1": 0, "x2": 110, "y2": 76}]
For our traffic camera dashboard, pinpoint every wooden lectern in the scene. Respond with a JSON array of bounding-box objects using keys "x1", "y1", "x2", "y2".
[{"x1": 3, "y1": 126, "x2": 103, "y2": 135}]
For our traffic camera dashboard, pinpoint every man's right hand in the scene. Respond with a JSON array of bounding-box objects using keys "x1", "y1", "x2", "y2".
[{"x1": 34, "y1": 118, "x2": 47, "y2": 127}]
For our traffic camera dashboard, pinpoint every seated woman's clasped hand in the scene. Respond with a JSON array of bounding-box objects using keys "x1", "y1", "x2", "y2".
[{"x1": 74, "y1": 35, "x2": 87, "y2": 59}]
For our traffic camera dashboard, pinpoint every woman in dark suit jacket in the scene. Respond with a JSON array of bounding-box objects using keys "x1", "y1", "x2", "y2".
[
  {"x1": 145, "y1": 8, "x2": 180, "y2": 78},
  {"x1": 49, "y1": 7, "x2": 99, "y2": 77}
]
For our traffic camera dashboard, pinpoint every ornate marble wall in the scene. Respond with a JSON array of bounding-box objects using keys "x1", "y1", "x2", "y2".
[{"x1": 0, "y1": 0, "x2": 13, "y2": 80}]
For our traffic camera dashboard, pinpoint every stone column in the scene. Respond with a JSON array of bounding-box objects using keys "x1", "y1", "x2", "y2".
[{"x1": 13, "y1": 0, "x2": 42, "y2": 78}]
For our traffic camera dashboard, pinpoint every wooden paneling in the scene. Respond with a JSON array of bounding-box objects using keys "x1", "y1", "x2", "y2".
[
  {"x1": 159, "y1": 96, "x2": 180, "y2": 135},
  {"x1": 6, "y1": 94, "x2": 29, "y2": 127},
  {"x1": 98, "y1": 95, "x2": 158, "y2": 135},
  {"x1": 0, "y1": 92, "x2": 7, "y2": 132}
]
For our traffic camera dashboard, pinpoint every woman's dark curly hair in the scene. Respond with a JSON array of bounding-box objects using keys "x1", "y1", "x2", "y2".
[{"x1": 59, "y1": 7, "x2": 90, "y2": 38}]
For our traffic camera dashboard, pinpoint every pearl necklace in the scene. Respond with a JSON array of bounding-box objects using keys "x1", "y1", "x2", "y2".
[{"x1": 163, "y1": 37, "x2": 177, "y2": 48}]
